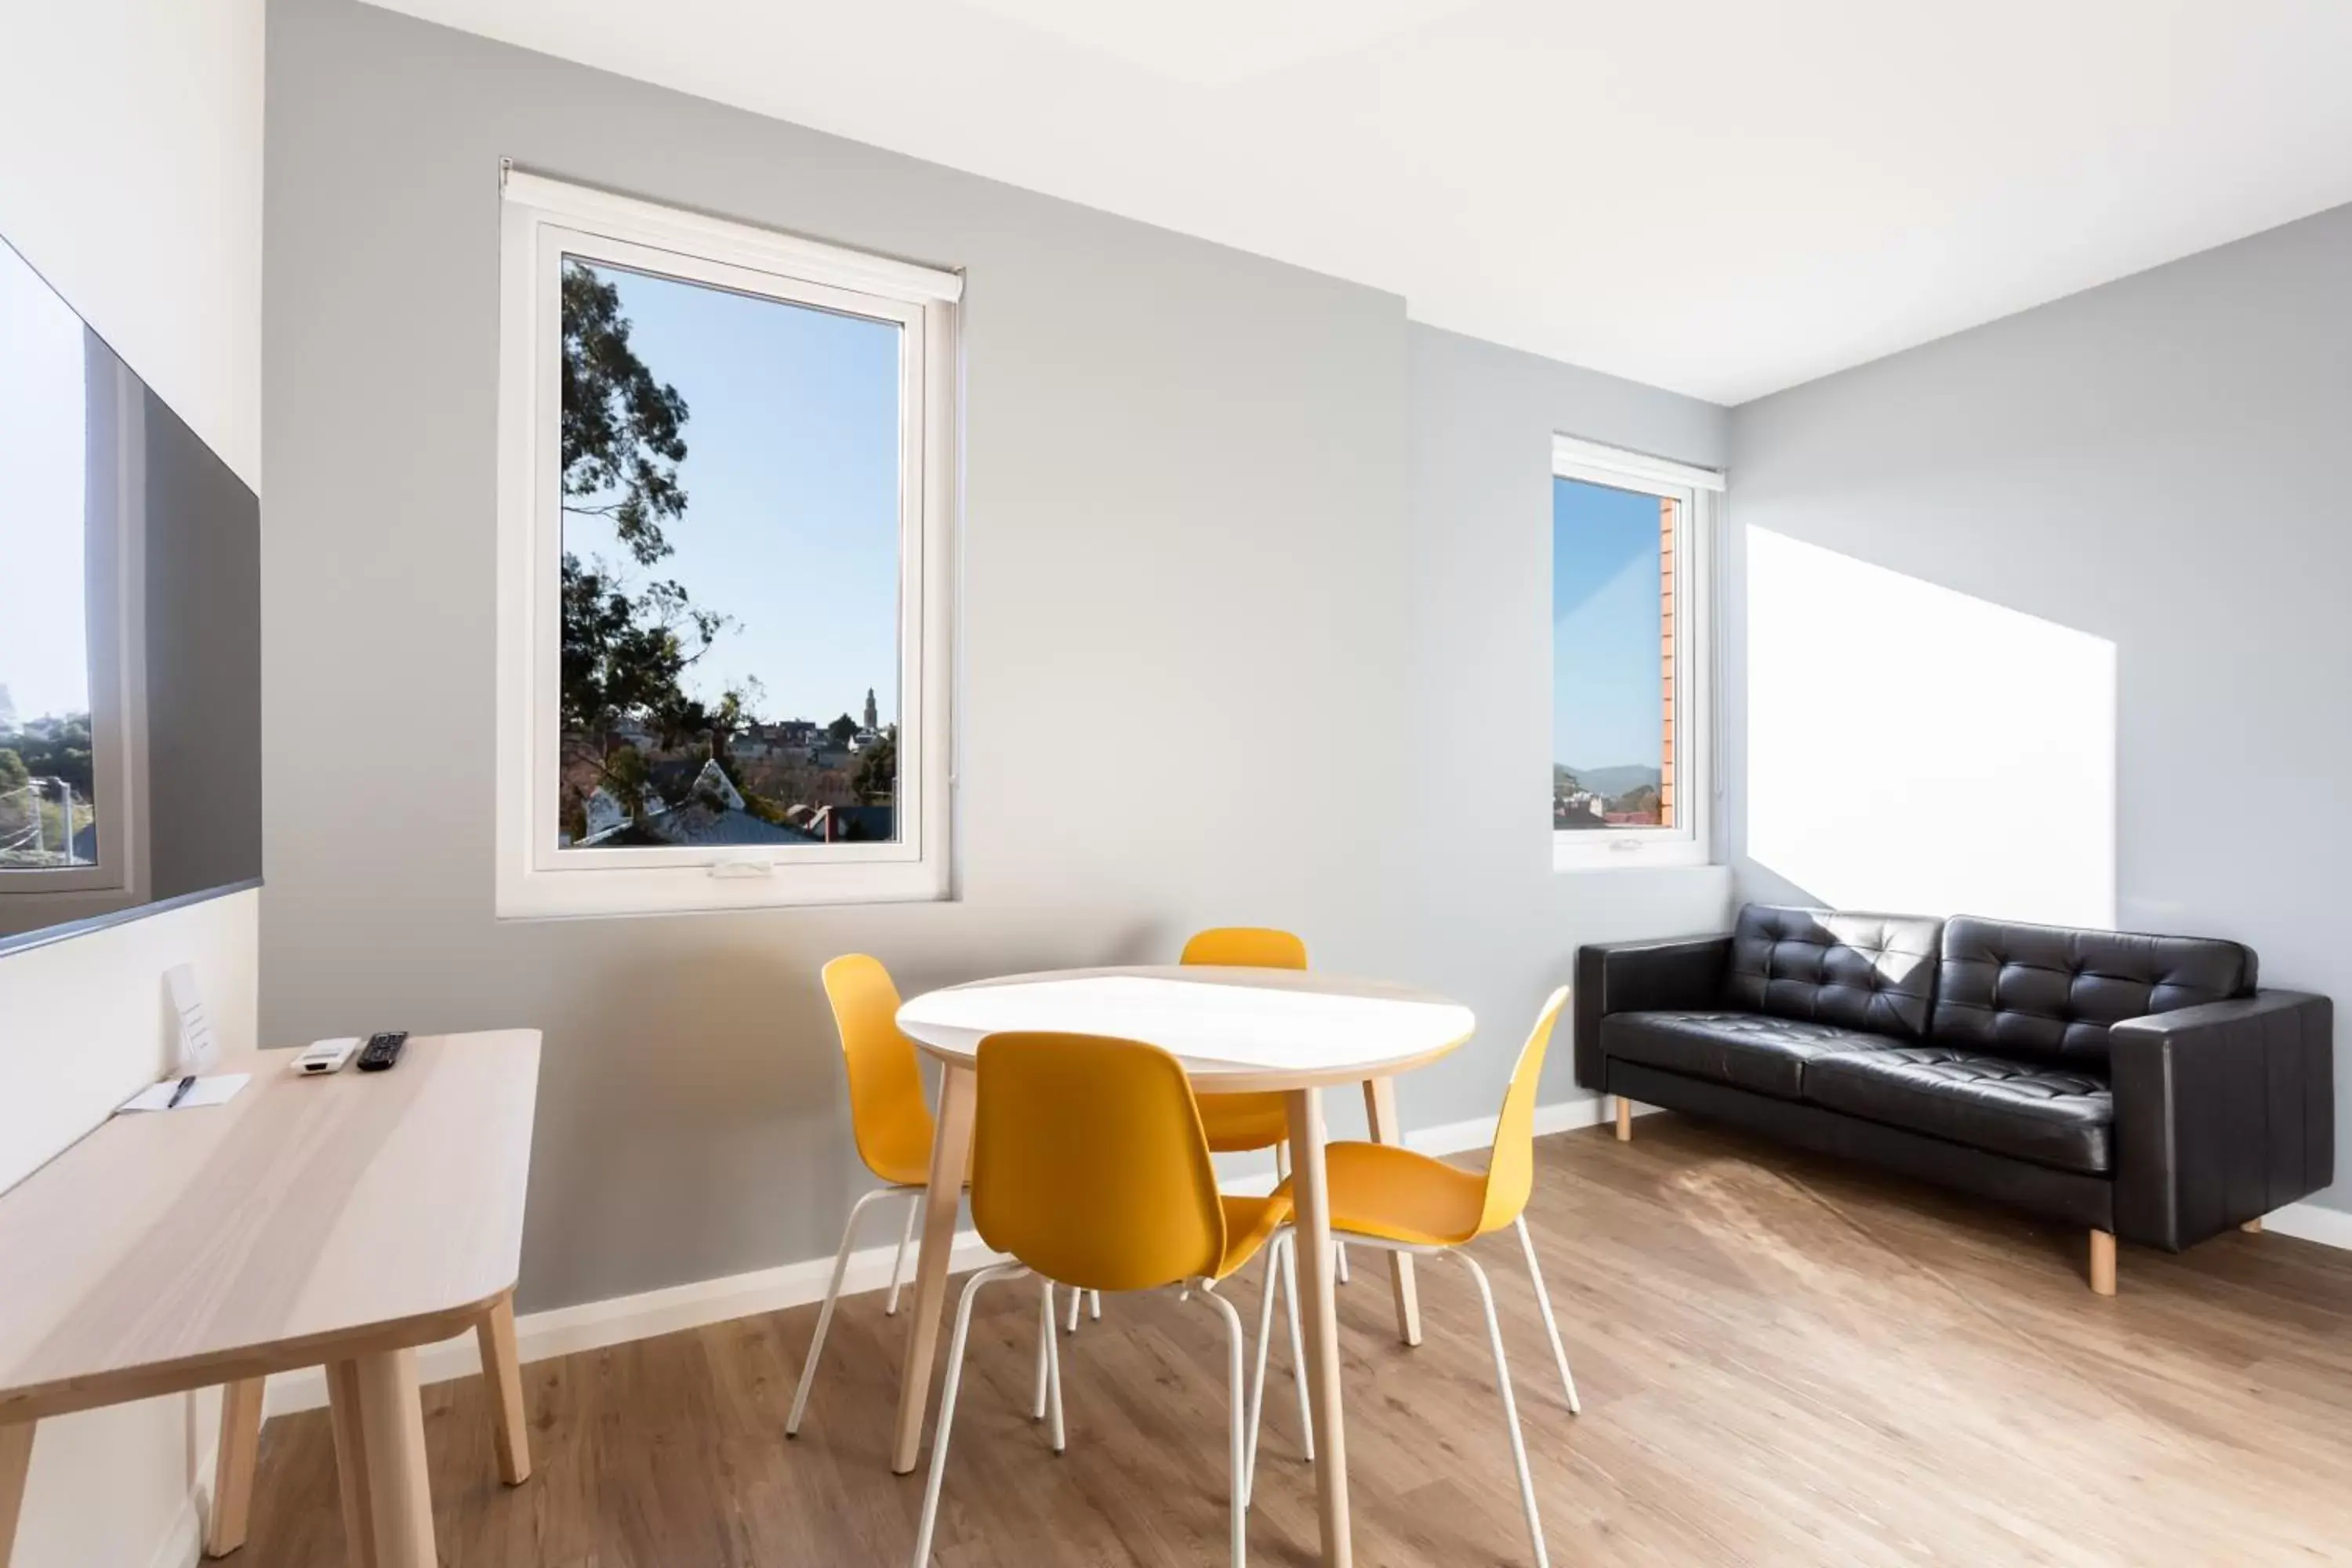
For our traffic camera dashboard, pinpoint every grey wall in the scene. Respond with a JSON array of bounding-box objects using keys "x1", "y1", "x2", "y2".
[
  {"x1": 1726, "y1": 201, "x2": 2352, "y2": 1210},
  {"x1": 266, "y1": 0, "x2": 1730, "y2": 1310}
]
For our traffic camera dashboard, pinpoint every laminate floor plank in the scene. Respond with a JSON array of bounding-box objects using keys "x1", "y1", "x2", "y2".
[{"x1": 237, "y1": 1116, "x2": 2352, "y2": 1566}]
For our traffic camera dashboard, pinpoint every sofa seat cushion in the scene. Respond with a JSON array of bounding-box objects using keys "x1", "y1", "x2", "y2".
[
  {"x1": 1601, "y1": 1011, "x2": 1910, "y2": 1102},
  {"x1": 1803, "y1": 1046, "x2": 2114, "y2": 1174}
]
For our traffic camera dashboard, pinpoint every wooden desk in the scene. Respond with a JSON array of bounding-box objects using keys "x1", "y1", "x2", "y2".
[
  {"x1": 0, "y1": 1031, "x2": 539, "y2": 1568},
  {"x1": 895, "y1": 967, "x2": 1474, "y2": 1568}
]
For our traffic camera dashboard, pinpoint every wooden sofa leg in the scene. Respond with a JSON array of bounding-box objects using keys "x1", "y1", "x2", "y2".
[
  {"x1": 2089, "y1": 1229, "x2": 2117, "y2": 1296},
  {"x1": 1614, "y1": 1098, "x2": 1633, "y2": 1142},
  {"x1": 2242, "y1": 1218, "x2": 2264, "y2": 1234}
]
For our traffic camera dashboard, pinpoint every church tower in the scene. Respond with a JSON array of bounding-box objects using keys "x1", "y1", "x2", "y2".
[{"x1": 862, "y1": 688, "x2": 878, "y2": 731}]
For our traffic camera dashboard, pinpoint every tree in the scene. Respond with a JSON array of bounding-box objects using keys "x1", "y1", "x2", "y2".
[
  {"x1": 853, "y1": 724, "x2": 897, "y2": 804},
  {"x1": 827, "y1": 713, "x2": 858, "y2": 750},
  {"x1": 0, "y1": 749, "x2": 27, "y2": 794},
  {"x1": 555, "y1": 260, "x2": 746, "y2": 833}
]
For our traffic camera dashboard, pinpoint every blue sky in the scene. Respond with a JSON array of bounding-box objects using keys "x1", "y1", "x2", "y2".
[
  {"x1": 564, "y1": 259, "x2": 902, "y2": 729},
  {"x1": 0, "y1": 239, "x2": 91, "y2": 725},
  {"x1": 1552, "y1": 476, "x2": 1663, "y2": 771}
]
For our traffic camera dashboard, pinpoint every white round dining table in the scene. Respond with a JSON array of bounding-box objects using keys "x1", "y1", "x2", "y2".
[{"x1": 887, "y1": 965, "x2": 1476, "y2": 1568}]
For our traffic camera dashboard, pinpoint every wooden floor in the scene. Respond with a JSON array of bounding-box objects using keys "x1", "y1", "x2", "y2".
[{"x1": 235, "y1": 1116, "x2": 2352, "y2": 1566}]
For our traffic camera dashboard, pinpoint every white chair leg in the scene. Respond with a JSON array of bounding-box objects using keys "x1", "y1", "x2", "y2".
[
  {"x1": 1033, "y1": 1283, "x2": 1053, "y2": 1420},
  {"x1": 1454, "y1": 1251, "x2": 1549, "y2": 1568},
  {"x1": 1065, "y1": 1279, "x2": 1083, "y2": 1334},
  {"x1": 1336, "y1": 1240, "x2": 1351, "y2": 1286},
  {"x1": 886, "y1": 1192, "x2": 920, "y2": 1316},
  {"x1": 1281, "y1": 1232, "x2": 1313, "y2": 1463},
  {"x1": 1032, "y1": 1277, "x2": 1067, "y2": 1451},
  {"x1": 787, "y1": 1185, "x2": 899, "y2": 1436},
  {"x1": 1192, "y1": 1282, "x2": 1250, "y2": 1568},
  {"x1": 912, "y1": 1262, "x2": 1027, "y2": 1567},
  {"x1": 1514, "y1": 1214, "x2": 1580, "y2": 1414},
  {"x1": 1089, "y1": 1289, "x2": 1102, "y2": 1320},
  {"x1": 1245, "y1": 1232, "x2": 1280, "y2": 1504}
]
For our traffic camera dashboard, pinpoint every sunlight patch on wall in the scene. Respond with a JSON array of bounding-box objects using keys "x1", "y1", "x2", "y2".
[{"x1": 1745, "y1": 528, "x2": 2115, "y2": 928}]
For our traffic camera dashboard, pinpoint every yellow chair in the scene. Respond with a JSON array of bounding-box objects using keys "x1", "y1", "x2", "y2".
[
  {"x1": 913, "y1": 1032, "x2": 1299, "y2": 1567},
  {"x1": 1258, "y1": 988, "x2": 1580, "y2": 1568},
  {"x1": 1058, "y1": 926, "x2": 1334, "y2": 1337},
  {"x1": 1186, "y1": 927, "x2": 1350, "y2": 1284},
  {"x1": 789, "y1": 954, "x2": 952, "y2": 1437}
]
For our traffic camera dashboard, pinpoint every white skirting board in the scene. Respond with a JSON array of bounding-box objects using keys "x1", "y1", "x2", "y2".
[
  {"x1": 261, "y1": 1092, "x2": 2352, "y2": 1420},
  {"x1": 262, "y1": 1093, "x2": 1642, "y2": 1418}
]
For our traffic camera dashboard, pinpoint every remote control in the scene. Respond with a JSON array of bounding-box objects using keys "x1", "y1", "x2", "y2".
[{"x1": 357, "y1": 1031, "x2": 409, "y2": 1072}]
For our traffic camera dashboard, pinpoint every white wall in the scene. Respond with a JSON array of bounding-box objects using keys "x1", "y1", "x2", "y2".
[
  {"x1": 0, "y1": 2, "x2": 266, "y2": 1563},
  {"x1": 1724, "y1": 200, "x2": 2352, "y2": 1211},
  {"x1": 263, "y1": 0, "x2": 1735, "y2": 1316}
]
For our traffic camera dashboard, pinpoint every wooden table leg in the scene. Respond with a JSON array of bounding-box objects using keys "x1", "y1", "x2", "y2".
[
  {"x1": 205, "y1": 1378, "x2": 267, "y2": 1556},
  {"x1": 891, "y1": 1061, "x2": 978, "y2": 1475},
  {"x1": 1, "y1": 1419, "x2": 34, "y2": 1568},
  {"x1": 476, "y1": 1292, "x2": 532, "y2": 1484},
  {"x1": 1286, "y1": 1086, "x2": 1352, "y2": 1567},
  {"x1": 326, "y1": 1350, "x2": 435, "y2": 1568},
  {"x1": 1360, "y1": 1077, "x2": 1422, "y2": 1347}
]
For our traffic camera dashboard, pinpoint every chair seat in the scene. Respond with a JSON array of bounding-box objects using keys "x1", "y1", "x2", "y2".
[
  {"x1": 1272, "y1": 1140, "x2": 1490, "y2": 1249},
  {"x1": 1215, "y1": 1193, "x2": 1294, "y2": 1281},
  {"x1": 1602, "y1": 1010, "x2": 1908, "y2": 1101},
  {"x1": 1802, "y1": 1045, "x2": 2114, "y2": 1174},
  {"x1": 1198, "y1": 1091, "x2": 1290, "y2": 1152}
]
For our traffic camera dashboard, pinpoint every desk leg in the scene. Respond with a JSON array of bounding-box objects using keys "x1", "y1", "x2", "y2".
[
  {"x1": 327, "y1": 1351, "x2": 435, "y2": 1568},
  {"x1": 891, "y1": 1061, "x2": 978, "y2": 1475},
  {"x1": 476, "y1": 1293, "x2": 532, "y2": 1484},
  {"x1": 1361, "y1": 1077, "x2": 1422, "y2": 1348},
  {"x1": 1286, "y1": 1087, "x2": 1352, "y2": 1567},
  {"x1": 1, "y1": 1419, "x2": 34, "y2": 1568},
  {"x1": 205, "y1": 1377, "x2": 267, "y2": 1556}
]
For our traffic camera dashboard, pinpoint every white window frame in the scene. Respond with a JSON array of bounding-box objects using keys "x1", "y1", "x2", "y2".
[
  {"x1": 1, "y1": 349, "x2": 147, "y2": 918},
  {"x1": 1550, "y1": 434, "x2": 1721, "y2": 873},
  {"x1": 493, "y1": 169, "x2": 960, "y2": 917}
]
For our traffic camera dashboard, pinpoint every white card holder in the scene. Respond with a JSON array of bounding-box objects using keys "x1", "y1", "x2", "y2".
[{"x1": 164, "y1": 963, "x2": 220, "y2": 1076}]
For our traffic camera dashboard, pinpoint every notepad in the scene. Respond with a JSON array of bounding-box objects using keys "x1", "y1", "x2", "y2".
[{"x1": 118, "y1": 1073, "x2": 251, "y2": 1113}]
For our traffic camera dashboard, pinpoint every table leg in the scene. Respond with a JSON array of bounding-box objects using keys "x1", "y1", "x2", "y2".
[
  {"x1": 1, "y1": 1419, "x2": 34, "y2": 1568},
  {"x1": 326, "y1": 1350, "x2": 435, "y2": 1568},
  {"x1": 1286, "y1": 1086, "x2": 1352, "y2": 1567},
  {"x1": 205, "y1": 1377, "x2": 267, "y2": 1556},
  {"x1": 476, "y1": 1292, "x2": 532, "y2": 1484},
  {"x1": 1360, "y1": 1077, "x2": 1422, "y2": 1347},
  {"x1": 891, "y1": 1060, "x2": 979, "y2": 1475}
]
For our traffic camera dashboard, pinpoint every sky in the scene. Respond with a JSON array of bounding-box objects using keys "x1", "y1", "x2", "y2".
[
  {"x1": 1552, "y1": 475, "x2": 1664, "y2": 773},
  {"x1": 563, "y1": 258, "x2": 903, "y2": 729},
  {"x1": 0, "y1": 239, "x2": 92, "y2": 725}
]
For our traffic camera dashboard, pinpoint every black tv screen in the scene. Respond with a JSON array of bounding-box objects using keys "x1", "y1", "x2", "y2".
[{"x1": 0, "y1": 233, "x2": 260, "y2": 952}]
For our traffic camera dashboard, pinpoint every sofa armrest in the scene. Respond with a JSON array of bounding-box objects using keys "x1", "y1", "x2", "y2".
[
  {"x1": 2110, "y1": 989, "x2": 2334, "y2": 1250},
  {"x1": 1573, "y1": 935, "x2": 1733, "y2": 1090}
]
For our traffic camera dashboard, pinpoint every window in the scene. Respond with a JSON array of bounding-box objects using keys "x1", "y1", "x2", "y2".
[
  {"x1": 495, "y1": 170, "x2": 960, "y2": 916},
  {"x1": 0, "y1": 236, "x2": 143, "y2": 916},
  {"x1": 1551, "y1": 435, "x2": 1719, "y2": 870}
]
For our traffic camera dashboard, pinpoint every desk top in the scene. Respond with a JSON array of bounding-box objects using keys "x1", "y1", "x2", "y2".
[
  {"x1": 897, "y1": 966, "x2": 1474, "y2": 1091},
  {"x1": 0, "y1": 1031, "x2": 539, "y2": 1421}
]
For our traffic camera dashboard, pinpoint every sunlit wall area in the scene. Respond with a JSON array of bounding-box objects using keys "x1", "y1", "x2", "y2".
[{"x1": 1743, "y1": 527, "x2": 2116, "y2": 928}]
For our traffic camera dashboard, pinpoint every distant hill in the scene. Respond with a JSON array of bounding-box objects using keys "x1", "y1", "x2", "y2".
[{"x1": 1555, "y1": 762, "x2": 1662, "y2": 800}]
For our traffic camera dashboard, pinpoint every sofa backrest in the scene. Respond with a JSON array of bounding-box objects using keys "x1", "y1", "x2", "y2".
[
  {"x1": 1931, "y1": 916, "x2": 2258, "y2": 1064},
  {"x1": 1724, "y1": 905, "x2": 1944, "y2": 1040}
]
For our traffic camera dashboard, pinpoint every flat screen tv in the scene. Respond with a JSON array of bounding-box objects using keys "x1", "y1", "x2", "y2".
[{"x1": 0, "y1": 232, "x2": 260, "y2": 953}]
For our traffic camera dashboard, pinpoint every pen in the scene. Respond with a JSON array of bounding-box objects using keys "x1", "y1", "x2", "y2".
[{"x1": 165, "y1": 1075, "x2": 197, "y2": 1110}]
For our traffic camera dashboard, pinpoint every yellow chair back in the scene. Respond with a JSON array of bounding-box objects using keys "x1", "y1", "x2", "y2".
[
  {"x1": 1475, "y1": 987, "x2": 1571, "y2": 1237},
  {"x1": 971, "y1": 1032, "x2": 1227, "y2": 1292},
  {"x1": 1180, "y1": 927, "x2": 1308, "y2": 970},
  {"x1": 819, "y1": 955, "x2": 936, "y2": 1187}
]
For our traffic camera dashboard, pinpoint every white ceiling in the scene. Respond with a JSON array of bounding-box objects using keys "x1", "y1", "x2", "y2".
[{"x1": 365, "y1": 0, "x2": 2352, "y2": 405}]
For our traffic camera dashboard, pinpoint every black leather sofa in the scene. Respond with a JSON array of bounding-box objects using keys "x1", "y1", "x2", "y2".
[{"x1": 1575, "y1": 905, "x2": 2334, "y2": 1292}]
